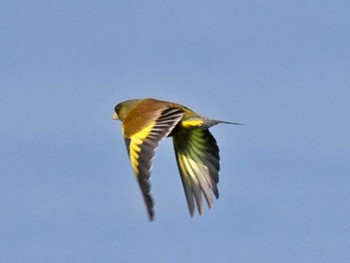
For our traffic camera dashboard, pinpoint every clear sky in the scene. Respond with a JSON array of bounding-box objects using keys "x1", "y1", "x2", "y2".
[{"x1": 1, "y1": 1, "x2": 350, "y2": 262}]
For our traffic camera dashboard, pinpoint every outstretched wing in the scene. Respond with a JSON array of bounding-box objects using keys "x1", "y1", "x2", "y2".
[
  {"x1": 173, "y1": 128, "x2": 220, "y2": 216},
  {"x1": 124, "y1": 108, "x2": 184, "y2": 220}
]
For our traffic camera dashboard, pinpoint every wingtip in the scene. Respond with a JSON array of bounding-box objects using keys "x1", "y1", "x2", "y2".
[
  {"x1": 147, "y1": 211, "x2": 155, "y2": 222},
  {"x1": 197, "y1": 202, "x2": 205, "y2": 215},
  {"x1": 188, "y1": 206, "x2": 195, "y2": 218}
]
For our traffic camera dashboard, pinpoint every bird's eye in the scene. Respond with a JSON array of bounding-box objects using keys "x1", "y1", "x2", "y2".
[{"x1": 114, "y1": 105, "x2": 120, "y2": 113}]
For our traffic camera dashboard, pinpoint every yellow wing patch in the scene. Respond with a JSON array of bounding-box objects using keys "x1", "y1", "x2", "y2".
[{"x1": 127, "y1": 123, "x2": 154, "y2": 176}]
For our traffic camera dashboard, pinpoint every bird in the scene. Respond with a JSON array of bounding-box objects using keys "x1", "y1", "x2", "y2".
[{"x1": 113, "y1": 98, "x2": 240, "y2": 220}]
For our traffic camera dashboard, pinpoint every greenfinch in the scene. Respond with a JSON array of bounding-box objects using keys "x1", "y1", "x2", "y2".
[{"x1": 113, "y1": 98, "x2": 239, "y2": 220}]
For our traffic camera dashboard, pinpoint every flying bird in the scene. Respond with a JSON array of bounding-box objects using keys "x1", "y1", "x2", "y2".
[{"x1": 113, "y1": 98, "x2": 239, "y2": 220}]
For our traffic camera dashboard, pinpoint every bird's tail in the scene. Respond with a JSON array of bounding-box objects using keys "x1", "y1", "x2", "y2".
[{"x1": 182, "y1": 116, "x2": 243, "y2": 129}]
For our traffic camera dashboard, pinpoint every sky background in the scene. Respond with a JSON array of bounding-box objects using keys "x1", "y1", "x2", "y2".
[{"x1": 1, "y1": 1, "x2": 350, "y2": 262}]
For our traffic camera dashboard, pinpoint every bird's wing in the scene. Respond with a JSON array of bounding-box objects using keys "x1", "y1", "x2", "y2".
[
  {"x1": 173, "y1": 128, "x2": 220, "y2": 216},
  {"x1": 124, "y1": 108, "x2": 184, "y2": 220}
]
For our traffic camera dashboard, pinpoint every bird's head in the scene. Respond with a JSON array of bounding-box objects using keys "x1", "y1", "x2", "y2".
[{"x1": 113, "y1": 99, "x2": 141, "y2": 121}]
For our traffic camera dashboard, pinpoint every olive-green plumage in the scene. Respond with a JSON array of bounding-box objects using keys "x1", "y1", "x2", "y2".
[{"x1": 113, "y1": 98, "x2": 239, "y2": 220}]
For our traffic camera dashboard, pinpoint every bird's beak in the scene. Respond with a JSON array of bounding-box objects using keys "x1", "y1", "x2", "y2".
[{"x1": 113, "y1": 112, "x2": 119, "y2": 120}]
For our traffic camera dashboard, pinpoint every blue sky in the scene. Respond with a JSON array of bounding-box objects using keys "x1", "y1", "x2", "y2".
[{"x1": 1, "y1": 1, "x2": 350, "y2": 262}]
